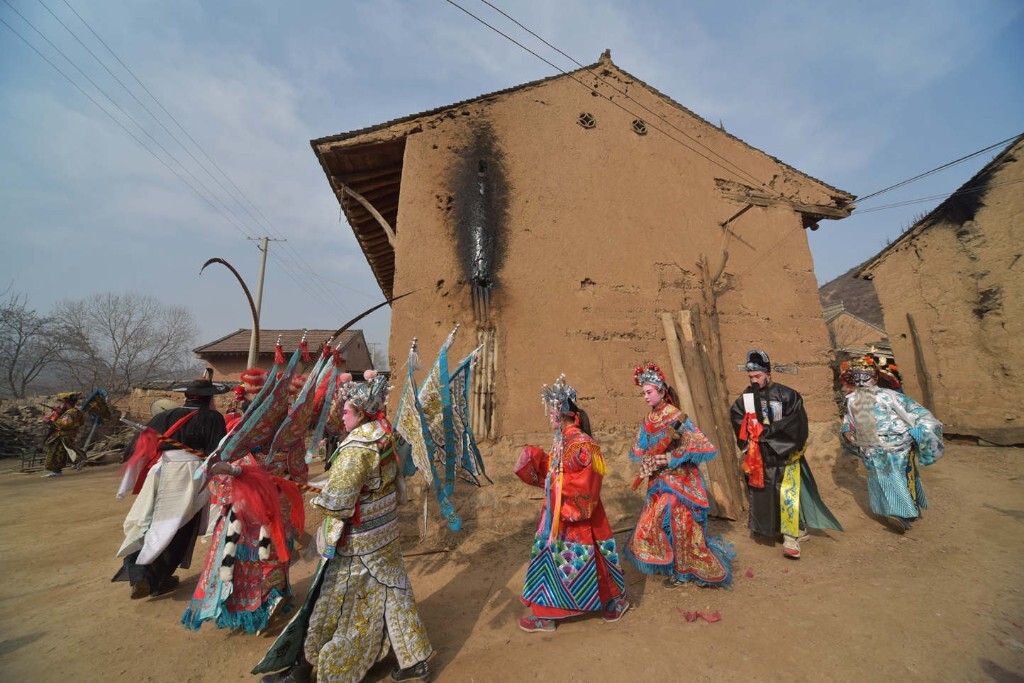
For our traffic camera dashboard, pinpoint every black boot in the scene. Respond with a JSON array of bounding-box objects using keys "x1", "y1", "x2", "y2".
[
  {"x1": 259, "y1": 658, "x2": 312, "y2": 683},
  {"x1": 391, "y1": 660, "x2": 430, "y2": 682}
]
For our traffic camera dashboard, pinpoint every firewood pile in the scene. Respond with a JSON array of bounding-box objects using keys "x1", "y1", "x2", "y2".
[
  {"x1": 0, "y1": 402, "x2": 47, "y2": 461},
  {"x1": 0, "y1": 398, "x2": 134, "y2": 469}
]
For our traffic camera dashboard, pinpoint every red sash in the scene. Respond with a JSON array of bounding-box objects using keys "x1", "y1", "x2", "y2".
[
  {"x1": 739, "y1": 412, "x2": 765, "y2": 489},
  {"x1": 121, "y1": 411, "x2": 198, "y2": 495}
]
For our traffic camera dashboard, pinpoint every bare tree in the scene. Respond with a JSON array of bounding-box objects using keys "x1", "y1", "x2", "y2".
[
  {"x1": 0, "y1": 291, "x2": 65, "y2": 398},
  {"x1": 53, "y1": 292, "x2": 200, "y2": 395}
]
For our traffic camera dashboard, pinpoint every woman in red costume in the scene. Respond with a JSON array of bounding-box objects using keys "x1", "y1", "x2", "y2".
[
  {"x1": 624, "y1": 363, "x2": 734, "y2": 588},
  {"x1": 515, "y1": 374, "x2": 629, "y2": 633}
]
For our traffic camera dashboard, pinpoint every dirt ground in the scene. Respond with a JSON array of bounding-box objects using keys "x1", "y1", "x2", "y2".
[{"x1": 1, "y1": 442, "x2": 1022, "y2": 683}]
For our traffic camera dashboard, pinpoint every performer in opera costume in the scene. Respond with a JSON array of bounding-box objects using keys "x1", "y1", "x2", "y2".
[
  {"x1": 256, "y1": 372, "x2": 432, "y2": 683},
  {"x1": 624, "y1": 363, "x2": 734, "y2": 588},
  {"x1": 41, "y1": 391, "x2": 85, "y2": 478},
  {"x1": 113, "y1": 377, "x2": 228, "y2": 598},
  {"x1": 515, "y1": 374, "x2": 629, "y2": 633},
  {"x1": 730, "y1": 350, "x2": 842, "y2": 559},
  {"x1": 182, "y1": 368, "x2": 306, "y2": 635},
  {"x1": 840, "y1": 357, "x2": 944, "y2": 532}
]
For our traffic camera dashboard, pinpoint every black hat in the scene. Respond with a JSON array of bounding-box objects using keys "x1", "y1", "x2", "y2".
[
  {"x1": 170, "y1": 377, "x2": 230, "y2": 396},
  {"x1": 744, "y1": 350, "x2": 771, "y2": 373}
]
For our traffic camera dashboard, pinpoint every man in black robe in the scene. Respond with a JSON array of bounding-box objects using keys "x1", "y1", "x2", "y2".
[
  {"x1": 730, "y1": 350, "x2": 842, "y2": 559},
  {"x1": 113, "y1": 376, "x2": 228, "y2": 598}
]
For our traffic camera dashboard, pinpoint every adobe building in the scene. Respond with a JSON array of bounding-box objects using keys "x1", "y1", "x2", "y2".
[
  {"x1": 311, "y1": 51, "x2": 854, "y2": 443},
  {"x1": 859, "y1": 135, "x2": 1024, "y2": 445},
  {"x1": 115, "y1": 329, "x2": 373, "y2": 421},
  {"x1": 822, "y1": 303, "x2": 889, "y2": 356},
  {"x1": 193, "y1": 328, "x2": 373, "y2": 382}
]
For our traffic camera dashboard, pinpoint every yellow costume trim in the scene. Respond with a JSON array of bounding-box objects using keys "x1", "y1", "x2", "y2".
[
  {"x1": 907, "y1": 453, "x2": 919, "y2": 505},
  {"x1": 780, "y1": 448, "x2": 803, "y2": 538}
]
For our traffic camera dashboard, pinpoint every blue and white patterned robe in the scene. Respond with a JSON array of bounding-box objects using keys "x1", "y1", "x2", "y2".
[{"x1": 842, "y1": 387, "x2": 944, "y2": 519}]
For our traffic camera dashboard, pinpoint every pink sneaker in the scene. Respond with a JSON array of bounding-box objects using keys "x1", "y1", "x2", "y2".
[
  {"x1": 603, "y1": 596, "x2": 630, "y2": 623},
  {"x1": 519, "y1": 616, "x2": 555, "y2": 633}
]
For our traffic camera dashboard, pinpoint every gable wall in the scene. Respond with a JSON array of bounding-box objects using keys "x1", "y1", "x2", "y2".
[
  {"x1": 339, "y1": 69, "x2": 842, "y2": 439},
  {"x1": 867, "y1": 148, "x2": 1024, "y2": 441}
]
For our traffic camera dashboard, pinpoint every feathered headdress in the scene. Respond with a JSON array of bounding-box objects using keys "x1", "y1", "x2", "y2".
[
  {"x1": 633, "y1": 362, "x2": 667, "y2": 390},
  {"x1": 541, "y1": 373, "x2": 577, "y2": 416}
]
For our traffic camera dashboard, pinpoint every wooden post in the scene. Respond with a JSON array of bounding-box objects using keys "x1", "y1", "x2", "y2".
[
  {"x1": 660, "y1": 313, "x2": 698, "y2": 419},
  {"x1": 906, "y1": 313, "x2": 935, "y2": 411},
  {"x1": 661, "y1": 313, "x2": 718, "y2": 517},
  {"x1": 684, "y1": 305, "x2": 746, "y2": 517},
  {"x1": 666, "y1": 309, "x2": 742, "y2": 519}
]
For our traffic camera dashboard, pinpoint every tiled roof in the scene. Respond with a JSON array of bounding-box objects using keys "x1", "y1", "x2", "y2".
[{"x1": 194, "y1": 329, "x2": 361, "y2": 355}]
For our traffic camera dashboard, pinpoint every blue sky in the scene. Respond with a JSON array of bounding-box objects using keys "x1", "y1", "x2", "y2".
[{"x1": 1, "y1": 0, "x2": 1021, "y2": 358}]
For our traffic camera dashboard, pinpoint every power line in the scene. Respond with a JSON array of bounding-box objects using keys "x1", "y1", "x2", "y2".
[
  {"x1": 853, "y1": 177, "x2": 1024, "y2": 216},
  {"x1": 856, "y1": 133, "x2": 1022, "y2": 204},
  {"x1": 474, "y1": 0, "x2": 777, "y2": 196},
  {"x1": 443, "y1": 0, "x2": 785, "y2": 198},
  {"x1": 0, "y1": 14, "x2": 255, "y2": 240},
  {"x1": 51, "y1": 0, "x2": 354, "y2": 316},
  {"x1": 11, "y1": 1, "x2": 357, "y2": 319}
]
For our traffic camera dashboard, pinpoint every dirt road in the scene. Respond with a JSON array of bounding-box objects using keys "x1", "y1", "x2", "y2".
[{"x1": 1, "y1": 443, "x2": 1022, "y2": 682}]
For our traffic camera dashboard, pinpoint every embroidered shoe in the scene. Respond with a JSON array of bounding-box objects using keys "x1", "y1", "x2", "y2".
[
  {"x1": 518, "y1": 615, "x2": 556, "y2": 633},
  {"x1": 391, "y1": 660, "x2": 430, "y2": 682},
  {"x1": 603, "y1": 596, "x2": 631, "y2": 623},
  {"x1": 782, "y1": 535, "x2": 801, "y2": 559}
]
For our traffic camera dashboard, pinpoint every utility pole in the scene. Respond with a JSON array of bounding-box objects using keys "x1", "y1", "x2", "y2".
[{"x1": 246, "y1": 236, "x2": 286, "y2": 369}]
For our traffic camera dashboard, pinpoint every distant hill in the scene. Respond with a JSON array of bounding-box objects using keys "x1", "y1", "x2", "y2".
[{"x1": 819, "y1": 261, "x2": 885, "y2": 328}]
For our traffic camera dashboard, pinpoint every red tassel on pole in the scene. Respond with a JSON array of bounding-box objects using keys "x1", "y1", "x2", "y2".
[
  {"x1": 274, "y1": 342, "x2": 285, "y2": 365},
  {"x1": 300, "y1": 339, "x2": 310, "y2": 362}
]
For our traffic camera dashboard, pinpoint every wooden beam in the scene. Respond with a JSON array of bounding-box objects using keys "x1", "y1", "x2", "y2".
[
  {"x1": 718, "y1": 189, "x2": 853, "y2": 220},
  {"x1": 333, "y1": 163, "x2": 403, "y2": 184},
  {"x1": 683, "y1": 306, "x2": 746, "y2": 519},
  {"x1": 348, "y1": 175, "x2": 401, "y2": 195},
  {"x1": 341, "y1": 184, "x2": 395, "y2": 247}
]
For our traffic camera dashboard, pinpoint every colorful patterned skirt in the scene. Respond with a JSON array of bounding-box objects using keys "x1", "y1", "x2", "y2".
[
  {"x1": 181, "y1": 507, "x2": 292, "y2": 633},
  {"x1": 625, "y1": 467, "x2": 734, "y2": 587},
  {"x1": 521, "y1": 534, "x2": 625, "y2": 619}
]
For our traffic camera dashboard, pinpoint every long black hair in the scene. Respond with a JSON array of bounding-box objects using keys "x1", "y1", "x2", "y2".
[{"x1": 566, "y1": 400, "x2": 593, "y2": 437}]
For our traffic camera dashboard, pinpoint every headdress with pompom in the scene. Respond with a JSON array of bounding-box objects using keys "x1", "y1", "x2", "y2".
[
  {"x1": 633, "y1": 362, "x2": 668, "y2": 390},
  {"x1": 541, "y1": 373, "x2": 577, "y2": 416},
  {"x1": 341, "y1": 370, "x2": 390, "y2": 417},
  {"x1": 840, "y1": 356, "x2": 878, "y2": 387}
]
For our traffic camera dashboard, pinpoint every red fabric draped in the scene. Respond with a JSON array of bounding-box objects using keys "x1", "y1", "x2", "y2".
[
  {"x1": 230, "y1": 465, "x2": 304, "y2": 562},
  {"x1": 120, "y1": 410, "x2": 197, "y2": 495},
  {"x1": 738, "y1": 412, "x2": 765, "y2": 489}
]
